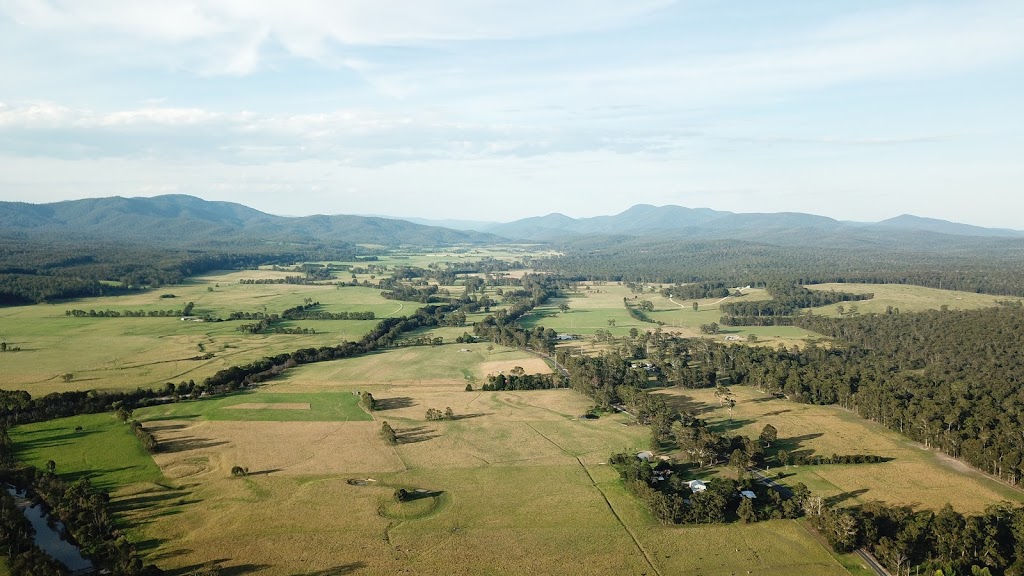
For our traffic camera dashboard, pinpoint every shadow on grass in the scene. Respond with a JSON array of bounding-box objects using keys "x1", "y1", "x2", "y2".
[
  {"x1": 160, "y1": 437, "x2": 229, "y2": 453},
  {"x1": 246, "y1": 468, "x2": 283, "y2": 476},
  {"x1": 145, "y1": 422, "x2": 192, "y2": 432},
  {"x1": 825, "y1": 488, "x2": 870, "y2": 507},
  {"x1": 374, "y1": 396, "x2": 415, "y2": 410},
  {"x1": 449, "y1": 412, "x2": 492, "y2": 421},
  {"x1": 396, "y1": 426, "x2": 436, "y2": 444},
  {"x1": 167, "y1": 561, "x2": 272, "y2": 576},
  {"x1": 771, "y1": 432, "x2": 825, "y2": 457},
  {"x1": 402, "y1": 489, "x2": 444, "y2": 502},
  {"x1": 110, "y1": 488, "x2": 193, "y2": 513},
  {"x1": 13, "y1": 428, "x2": 103, "y2": 450},
  {"x1": 301, "y1": 562, "x2": 367, "y2": 575},
  {"x1": 708, "y1": 418, "x2": 756, "y2": 434}
]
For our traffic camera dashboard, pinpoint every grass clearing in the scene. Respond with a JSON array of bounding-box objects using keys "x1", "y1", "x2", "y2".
[
  {"x1": 656, "y1": 386, "x2": 1024, "y2": 513},
  {"x1": 805, "y1": 282, "x2": 1021, "y2": 316},
  {"x1": 0, "y1": 274, "x2": 410, "y2": 395},
  {"x1": 520, "y1": 283, "x2": 821, "y2": 348},
  {"x1": 10, "y1": 413, "x2": 164, "y2": 491},
  {"x1": 137, "y1": 391, "x2": 372, "y2": 422}
]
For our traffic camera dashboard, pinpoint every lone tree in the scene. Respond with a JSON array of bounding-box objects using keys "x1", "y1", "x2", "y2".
[
  {"x1": 444, "y1": 407, "x2": 454, "y2": 419},
  {"x1": 760, "y1": 424, "x2": 778, "y2": 447},
  {"x1": 115, "y1": 406, "x2": 133, "y2": 422},
  {"x1": 380, "y1": 421, "x2": 398, "y2": 445},
  {"x1": 61, "y1": 373, "x2": 74, "y2": 382},
  {"x1": 360, "y1": 391, "x2": 376, "y2": 411},
  {"x1": 558, "y1": 303, "x2": 570, "y2": 313},
  {"x1": 230, "y1": 466, "x2": 249, "y2": 477},
  {"x1": 692, "y1": 302, "x2": 699, "y2": 311},
  {"x1": 777, "y1": 449, "x2": 790, "y2": 468}
]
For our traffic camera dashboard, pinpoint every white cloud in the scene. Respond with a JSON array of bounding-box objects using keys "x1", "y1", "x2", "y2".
[{"x1": 2, "y1": 0, "x2": 674, "y2": 74}]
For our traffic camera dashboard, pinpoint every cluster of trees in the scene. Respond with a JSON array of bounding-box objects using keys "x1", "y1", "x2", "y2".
[
  {"x1": 279, "y1": 303, "x2": 375, "y2": 321},
  {"x1": 717, "y1": 283, "x2": 871, "y2": 326},
  {"x1": 425, "y1": 407, "x2": 454, "y2": 421},
  {"x1": 623, "y1": 298, "x2": 660, "y2": 324},
  {"x1": 0, "y1": 487, "x2": 68, "y2": 574},
  {"x1": 0, "y1": 239, "x2": 350, "y2": 305},
  {"x1": 380, "y1": 421, "x2": 397, "y2": 445},
  {"x1": 483, "y1": 371, "x2": 564, "y2": 391},
  {"x1": 0, "y1": 465, "x2": 160, "y2": 575},
  {"x1": 205, "y1": 303, "x2": 472, "y2": 391},
  {"x1": 380, "y1": 283, "x2": 445, "y2": 303},
  {"x1": 235, "y1": 319, "x2": 315, "y2": 335},
  {"x1": 662, "y1": 282, "x2": 735, "y2": 300},
  {"x1": 780, "y1": 453, "x2": 886, "y2": 467},
  {"x1": 238, "y1": 276, "x2": 324, "y2": 285},
  {"x1": 0, "y1": 389, "x2": 171, "y2": 427},
  {"x1": 609, "y1": 453, "x2": 808, "y2": 525},
  {"x1": 66, "y1": 302, "x2": 196, "y2": 318},
  {"x1": 360, "y1": 392, "x2": 376, "y2": 411},
  {"x1": 810, "y1": 500, "x2": 1024, "y2": 576},
  {"x1": 617, "y1": 307, "x2": 1024, "y2": 485}
]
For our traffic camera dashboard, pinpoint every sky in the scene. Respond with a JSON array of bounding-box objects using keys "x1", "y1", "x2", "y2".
[{"x1": 0, "y1": 1, "x2": 1022, "y2": 228}]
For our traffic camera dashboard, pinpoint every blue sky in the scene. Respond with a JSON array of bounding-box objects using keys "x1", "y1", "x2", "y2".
[{"x1": 0, "y1": 0, "x2": 1022, "y2": 227}]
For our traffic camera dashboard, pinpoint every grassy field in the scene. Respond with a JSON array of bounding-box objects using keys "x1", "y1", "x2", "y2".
[
  {"x1": 520, "y1": 283, "x2": 821, "y2": 348},
  {"x1": 10, "y1": 412, "x2": 164, "y2": 491},
  {"x1": 0, "y1": 273, "x2": 410, "y2": 395},
  {"x1": 805, "y1": 282, "x2": 1022, "y2": 316},
  {"x1": 656, "y1": 386, "x2": 1024, "y2": 513},
  {"x1": 268, "y1": 343, "x2": 549, "y2": 391},
  {"x1": 138, "y1": 391, "x2": 373, "y2": 422},
  {"x1": 45, "y1": 343, "x2": 844, "y2": 575}
]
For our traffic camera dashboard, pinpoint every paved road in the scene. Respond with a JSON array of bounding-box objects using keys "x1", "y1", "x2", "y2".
[{"x1": 855, "y1": 549, "x2": 891, "y2": 576}]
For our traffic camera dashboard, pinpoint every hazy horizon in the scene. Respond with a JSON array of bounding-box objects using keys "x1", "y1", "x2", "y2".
[{"x1": 2, "y1": 1, "x2": 1022, "y2": 228}]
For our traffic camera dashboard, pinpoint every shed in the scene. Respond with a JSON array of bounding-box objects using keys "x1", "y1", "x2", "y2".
[{"x1": 739, "y1": 490, "x2": 757, "y2": 499}]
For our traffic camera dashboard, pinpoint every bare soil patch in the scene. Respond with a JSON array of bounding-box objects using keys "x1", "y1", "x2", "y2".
[{"x1": 480, "y1": 357, "x2": 552, "y2": 377}]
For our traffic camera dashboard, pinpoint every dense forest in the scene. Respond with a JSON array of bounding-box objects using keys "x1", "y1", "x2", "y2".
[
  {"x1": 0, "y1": 238, "x2": 363, "y2": 305},
  {"x1": 539, "y1": 237, "x2": 1024, "y2": 296}
]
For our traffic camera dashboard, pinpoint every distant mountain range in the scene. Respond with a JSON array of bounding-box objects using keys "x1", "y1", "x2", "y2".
[
  {"x1": 0, "y1": 195, "x2": 503, "y2": 247},
  {"x1": 472, "y1": 204, "x2": 1024, "y2": 244},
  {"x1": 1, "y1": 195, "x2": 1020, "y2": 249}
]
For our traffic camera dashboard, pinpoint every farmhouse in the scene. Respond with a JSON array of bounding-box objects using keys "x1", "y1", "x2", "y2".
[
  {"x1": 739, "y1": 490, "x2": 757, "y2": 499},
  {"x1": 636, "y1": 451, "x2": 654, "y2": 461},
  {"x1": 555, "y1": 333, "x2": 577, "y2": 341},
  {"x1": 688, "y1": 480, "x2": 707, "y2": 493}
]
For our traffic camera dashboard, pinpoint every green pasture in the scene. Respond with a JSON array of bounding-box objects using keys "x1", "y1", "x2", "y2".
[
  {"x1": 519, "y1": 283, "x2": 821, "y2": 347},
  {"x1": 10, "y1": 413, "x2": 164, "y2": 490},
  {"x1": 0, "y1": 274, "x2": 413, "y2": 395},
  {"x1": 136, "y1": 391, "x2": 372, "y2": 422},
  {"x1": 276, "y1": 342, "x2": 543, "y2": 389}
]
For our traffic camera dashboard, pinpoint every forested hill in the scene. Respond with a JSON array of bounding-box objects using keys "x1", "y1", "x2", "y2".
[
  {"x1": 484, "y1": 203, "x2": 1024, "y2": 243},
  {"x1": 0, "y1": 195, "x2": 504, "y2": 247},
  {"x1": 537, "y1": 235, "x2": 1024, "y2": 296}
]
